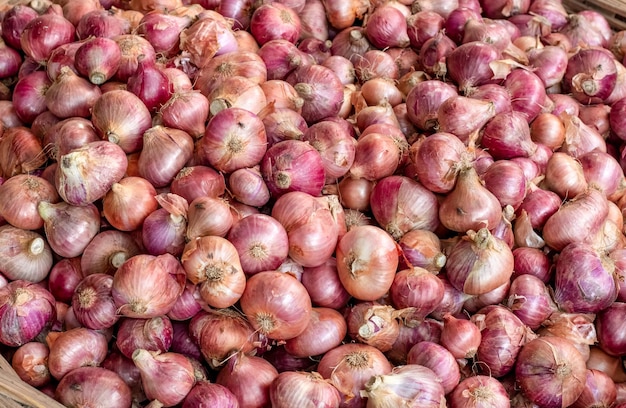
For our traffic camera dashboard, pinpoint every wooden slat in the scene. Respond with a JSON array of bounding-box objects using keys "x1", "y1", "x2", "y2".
[{"x1": 563, "y1": 0, "x2": 626, "y2": 30}]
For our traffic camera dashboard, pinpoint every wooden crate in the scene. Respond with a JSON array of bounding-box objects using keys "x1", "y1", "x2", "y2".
[{"x1": 563, "y1": 0, "x2": 626, "y2": 30}]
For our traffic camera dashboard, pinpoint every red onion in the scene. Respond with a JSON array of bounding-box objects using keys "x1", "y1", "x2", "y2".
[
  {"x1": 80, "y1": 230, "x2": 141, "y2": 276},
  {"x1": 564, "y1": 48, "x2": 617, "y2": 104},
  {"x1": 473, "y1": 305, "x2": 535, "y2": 378},
  {"x1": 542, "y1": 187, "x2": 608, "y2": 251},
  {"x1": 0, "y1": 224, "x2": 53, "y2": 283},
  {"x1": 447, "y1": 41, "x2": 501, "y2": 93},
  {"x1": 506, "y1": 274, "x2": 556, "y2": 329},
  {"x1": 185, "y1": 196, "x2": 233, "y2": 240},
  {"x1": 596, "y1": 302, "x2": 626, "y2": 356},
  {"x1": 75, "y1": 9, "x2": 131, "y2": 39},
  {"x1": 12, "y1": 71, "x2": 50, "y2": 125},
  {"x1": 180, "y1": 235, "x2": 245, "y2": 309},
  {"x1": 446, "y1": 228, "x2": 514, "y2": 296},
  {"x1": 364, "y1": 4, "x2": 410, "y2": 49},
  {"x1": 336, "y1": 225, "x2": 398, "y2": 301},
  {"x1": 502, "y1": 68, "x2": 547, "y2": 123},
  {"x1": 138, "y1": 126, "x2": 194, "y2": 188},
  {"x1": 195, "y1": 50, "x2": 267, "y2": 96},
  {"x1": 449, "y1": 375, "x2": 510, "y2": 407},
  {"x1": 554, "y1": 242, "x2": 618, "y2": 313},
  {"x1": 198, "y1": 107, "x2": 267, "y2": 174},
  {"x1": 0, "y1": 173, "x2": 58, "y2": 231},
  {"x1": 261, "y1": 139, "x2": 325, "y2": 198},
  {"x1": 407, "y1": 341, "x2": 460, "y2": 394},
  {"x1": 137, "y1": 10, "x2": 191, "y2": 57},
  {"x1": 38, "y1": 201, "x2": 100, "y2": 259},
  {"x1": 1, "y1": 5, "x2": 39, "y2": 50},
  {"x1": 405, "y1": 80, "x2": 458, "y2": 131},
  {"x1": 440, "y1": 313, "x2": 482, "y2": 360},
  {"x1": 179, "y1": 10, "x2": 237, "y2": 68},
  {"x1": 516, "y1": 336, "x2": 587, "y2": 407},
  {"x1": 133, "y1": 349, "x2": 195, "y2": 407},
  {"x1": 407, "y1": 10, "x2": 445, "y2": 48},
  {"x1": 20, "y1": 5, "x2": 75, "y2": 64},
  {"x1": 91, "y1": 89, "x2": 152, "y2": 154},
  {"x1": 0, "y1": 280, "x2": 55, "y2": 347},
  {"x1": 116, "y1": 316, "x2": 173, "y2": 359},
  {"x1": 46, "y1": 327, "x2": 108, "y2": 380},
  {"x1": 55, "y1": 367, "x2": 132, "y2": 408},
  {"x1": 113, "y1": 34, "x2": 156, "y2": 82},
  {"x1": 348, "y1": 131, "x2": 402, "y2": 180},
  {"x1": 11, "y1": 341, "x2": 51, "y2": 388},
  {"x1": 45, "y1": 67, "x2": 102, "y2": 119},
  {"x1": 250, "y1": 2, "x2": 301, "y2": 45},
  {"x1": 301, "y1": 258, "x2": 351, "y2": 309},
  {"x1": 369, "y1": 175, "x2": 439, "y2": 239},
  {"x1": 362, "y1": 364, "x2": 447, "y2": 407},
  {"x1": 284, "y1": 306, "x2": 347, "y2": 357},
  {"x1": 240, "y1": 270, "x2": 312, "y2": 340},
  {"x1": 285, "y1": 64, "x2": 343, "y2": 123},
  {"x1": 480, "y1": 111, "x2": 536, "y2": 159},
  {"x1": 317, "y1": 343, "x2": 392, "y2": 408},
  {"x1": 189, "y1": 309, "x2": 256, "y2": 369},
  {"x1": 48, "y1": 257, "x2": 83, "y2": 304},
  {"x1": 216, "y1": 351, "x2": 279, "y2": 408},
  {"x1": 226, "y1": 213, "x2": 289, "y2": 275},
  {"x1": 542, "y1": 151, "x2": 588, "y2": 198},
  {"x1": 183, "y1": 381, "x2": 239, "y2": 408},
  {"x1": 271, "y1": 191, "x2": 340, "y2": 267},
  {"x1": 270, "y1": 371, "x2": 341, "y2": 408},
  {"x1": 72, "y1": 273, "x2": 119, "y2": 330},
  {"x1": 170, "y1": 165, "x2": 225, "y2": 204},
  {"x1": 227, "y1": 166, "x2": 271, "y2": 208},
  {"x1": 438, "y1": 95, "x2": 496, "y2": 143},
  {"x1": 112, "y1": 253, "x2": 185, "y2": 318},
  {"x1": 257, "y1": 39, "x2": 313, "y2": 81},
  {"x1": 439, "y1": 165, "x2": 502, "y2": 233}
]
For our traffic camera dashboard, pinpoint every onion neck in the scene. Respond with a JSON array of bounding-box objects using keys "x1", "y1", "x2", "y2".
[
  {"x1": 12, "y1": 288, "x2": 33, "y2": 306},
  {"x1": 110, "y1": 251, "x2": 129, "y2": 269}
]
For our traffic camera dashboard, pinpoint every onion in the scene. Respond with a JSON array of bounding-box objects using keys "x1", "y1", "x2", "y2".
[
  {"x1": 448, "y1": 375, "x2": 510, "y2": 407},
  {"x1": 116, "y1": 316, "x2": 173, "y2": 359},
  {"x1": 596, "y1": 302, "x2": 626, "y2": 357},
  {"x1": 317, "y1": 343, "x2": 392, "y2": 408},
  {"x1": 185, "y1": 196, "x2": 233, "y2": 240},
  {"x1": 11, "y1": 341, "x2": 51, "y2": 388},
  {"x1": 240, "y1": 270, "x2": 312, "y2": 340},
  {"x1": 301, "y1": 258, "x2": 351, "y2": 309},
  {"x1": 112, "y1": 253, "x2": 185, "y2": 318},
  {"x1": 406, "y1": 341, "x2": 460, "y2": 394},
  {"x1": 0, "y1": 225, "x2": 53, "y2": 283},
  {"x1": 250, "y1": 2, "x2": 301, "y2": 45},
  {"x1": 215, "y1": 351, "x2": 279, "y2": 408},
  {"x1": 133, "y1": 349, "x2": 195, "y2": 407},
  {"x1": 362, "y1": 364, "x2": 446, "y2": 407},
  {"x1": 183, "y1": 381, "x2": 239, "y2": 408},
  {"x1": 189, "y1": 308, "x2": 256, "y2": 369},
  {"x1": 515, "y1": 336, "x2": 588, "y2": 407},
  {"x1": 55, "y1": 367, "x2": 131, "y2": 408},
  {"x1": 198, "y1": 107, "x2": 267, "y2": 174},
  {"x1": 0, "y1": 280, "x2": 55, "y2": 347},
  {"x1": 506, "y1": 274, "x2": 556, "y2": 329},
  {"x1": 138, "y1": 126, "x2": 194, "y2": 189},
  {"x1": 20, "y1": 5, "x2": 75, "y2": 64},
  {"x1": 180, "y1": 235, "x2": 246, "y2": 309},
  {"x1": 80, "y1": 230, "x2": 141, "y2": 276},
  {"x1": 284, "y1": 306, "x2": 347, "y2": 357},
  {"x1": 270, "y1": 371, "x2": 341, "y2": 408},
  {"x1": 336, "y1": 225, "x2": 399, "y2": 301},
  {"x1": 46, "y1": 327, "x2": 108, "y2": 380},
  {"x1": 390, "y1": 267, "x2": 444, "y2": 321}
]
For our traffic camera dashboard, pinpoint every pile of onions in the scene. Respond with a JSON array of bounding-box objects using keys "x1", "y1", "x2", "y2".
[{"x1": 3, "y1": 0, "x2": 626, "y2": 407}]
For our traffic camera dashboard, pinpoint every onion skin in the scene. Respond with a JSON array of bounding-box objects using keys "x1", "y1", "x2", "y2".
[
  {"x1": 515, "y1": 336, "x2": 588, "y2": 408},
  {"x1": 270, "y1": 371, "x2": 341, "y2": 408},
  {"x1": 55, "y1": 367, "x2": 132, "y2": 408},
  {"x1": 336, "y1": 225, "x2": 399, "y2": 301},
  {"x1": 0, "y1": 280, "x2": 56, "y2": 347}
]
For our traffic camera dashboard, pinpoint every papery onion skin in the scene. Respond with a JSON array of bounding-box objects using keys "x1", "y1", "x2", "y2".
[
  {"x1": 448, "y1": 375, "x2": 511, "y2": 408},
  {"x1": 182, "y1": 381, "x2": 240, "y2": 408},
  {"x1": 55, "y1": 366, "x2": 132, "y2": 408},
  {"x1": 515, "y1": 336, "x2": 588, "y2": 408},
  {"x1": 0, "y1": 280, "x2": 56, "y2": 347},
  {"x1": 0, "y1": 225, "x2": 53, "y2": 283},
  {"x1": 446, "y1": 228, "x2": 514, "y2": 296},
  {"x1": 317, "y1": 343, "x2": 392, "y2": 408},
  {"x1": 336, "y1": 225, "x2": 399, "y2": 301},
  {"x1": 240, "y1": 270, "x2": 312, "y2": 340},
  {"x1": 369, "y1": 175, "x2": 439, "y2": 239},
  {"x1": 406, "y1": 341, "x2": 460, "y2": 394},
  {"x1": 46, "y1": 327, "x2": 109, "y2": 380},
  {"x1": 270, "y1": 371, "x2": 342, "y2": 408},
  {"x1": 554, "y1": 242, "x2": 618, "y2": 314},
  {"x1": 55, "y1": 140, "x2": 128, "y2": 206}
]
